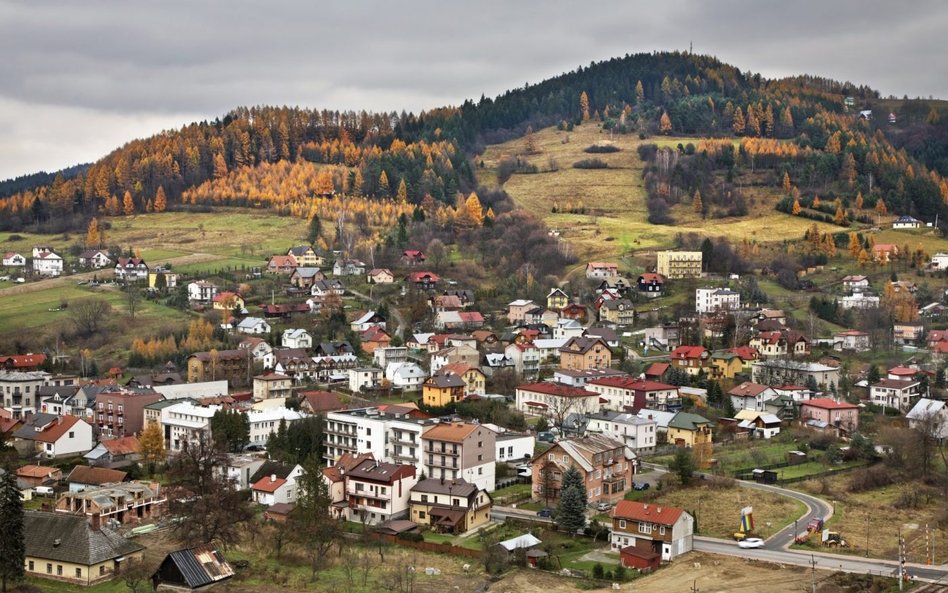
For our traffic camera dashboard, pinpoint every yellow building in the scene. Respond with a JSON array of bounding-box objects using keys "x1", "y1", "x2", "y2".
[
  {"x1": 147, "y1": 270, "x2": 178, "y2": 290},
  {"x1": 666, "y1": 412, "x2": 713, "y2": 448},
  {"x1": 709, "y1": 351, "x2": 744, "y2": 380},
  {"x1": 23, "y1": 511, "x2": 144, "y2": 587},
  {"x1": 656, "y1": 251, "x2": 703, "y2": 279},
  {"x1": 422, "y1": 372, "x2": 466, "y2": 407},
  {"x1": 546, "y1": 288, "x2": 569, "y2": 311}
]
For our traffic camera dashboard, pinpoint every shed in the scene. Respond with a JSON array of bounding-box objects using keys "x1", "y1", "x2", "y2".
[
  {"x1": 152, "y1": 545, "x2": 234, "y2": 590},
  {"x1": 498, "y1": 533, "x2": 542, "y2": 553},
  {"x1": 751, "y1": 469, "x2": 778, "y2": 484},
  {"x1": 620, "y1": 545, "x2": 661, "y2": 571},
  {"x1": 786, "y1": 450, "x2": 807, "y2": 465}
]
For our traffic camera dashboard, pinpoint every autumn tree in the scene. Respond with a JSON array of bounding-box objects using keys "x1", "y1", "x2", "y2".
[
  {"x1": 875, "y1": 198, "x2": 888, "y2": 216},
  {"x1": 139, "y1": 422, "x2": 165, "y2": 474},
  {"x1": 352, "y1": 169, "x2": 364, "y2": 196},
  {"x1": 314, "y1": 169, "x2": 334, "y2": 195},
  {"x1": 840, "y1": 153, "x2": 857, "y2": 189},
  {"x1": 792, "y1": 197, "x2": 802, "y2": 215},
  {"x1": 378, "y1": 171, "x2": 390, "y2": 197},
  {"x1": 122, "y1": 190, "x2": 135, "y2": 216},
  {"x1": 524, "y1": 125, "x2": 538, "y2": 154},
  {"x1": 85, "y1": 218, "x2": 102, "y2": 248},
  {"x1": 746, "y1": 105, "x2": 761, "y2": 137},
  {"x1": 396, "y1": 179, "x2": 408, "y2": 204},
  {"x1": 462, "y1": 192, "x2": 484, "y2": 227},
  {"x1": 635, "y1": 80, "x2": 645, "y2": 106},
  {"x1": 825, "y1": 132, "x2": 842, "y2": 154},
  {"x1": 692, "y1": 189, "x2": 703, "y2": 215},
  {"x1": 660, "y1": 111, "x2": 673, "y2": 134},
  {"x1": 848, "y1": 232, "x2": 861, "y2": 258},
  {"x1": 105, "y1": 194, "x2": 121, "y2": 216},
  {"x1": 212, "y1": 153, "x2": 228, "y2": 178},
  {"x1": 834, "y1": 205, "x2": 847, "y2": 225},
  {"x1": 782, "y1": 172, "x2": 791, "y2": 193},
  {"x1": 855, "y1": 191, "x2": 864, "y2": 209},
  {"x1": 154, "y1": 186, "x2": 167, "y2": 213},
  {"x1": 580, "y1": 91, "x2": 590, "y2": 122},
  {"x1": 732, "y1": 107, "x2": 746, "y2": 135}
]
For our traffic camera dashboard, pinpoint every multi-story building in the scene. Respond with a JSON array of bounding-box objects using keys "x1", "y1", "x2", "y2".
[
  {"x1": 55, "y1": 481, "x2": 165, "y2": 524},
  {"x1": 751, "y1": 360, "x2": 840, "y2": 388},
  {"x1": 0, "y1": 370, "x2": 52, "y2": 418},
  {"x1": 252, "y1": 373, "x2": 293, "y2": 400},
  {"x1": 348, "y1": 367, "x2": 383, "y2": 393},
  {"x1": 421, "y1": 372, "x2": 466, "y2": 407},
  {"x1": 530, "y1": 434, "x2": 634, "y2": 504},
  {"x1": 586, "y1": 411, "x2": 658, "y2": 453},
  {"x1": 515, "y1": 382, "x2": 602, "y2": 422},
  {"x1": 92, "y1": 389, "x2": 162, "y2": 437},
  {"x1": 32, "y1": 248, "x2": 64, "y2": 277},
  {"x1": 669, "y1": 345, "x2": 709, "y2": 376},
  {"x1": 287, "y1": 245, "x2": 324, "y2": 267},
  {"x1": 666, "y1": 412, "x2": 713, "y2": 448},
  {"x1": 421, "y1": 422, "x2": 496, "y2": 491},
  {"x1": 869, "y1": 380, "x2": 923, "y2": 413},
  {"x1": 187, "y1": 280, "x2": 218, "y2": 304},
  {"x1": 656, "y1": 251, "x2": 702, "y2": 279},
  {"x1": 113, "y1": 257, "x2": 148, "y2": 281},
  {"x1": 12, "y1": 414, "x2": 95, "y2": 458},
  {"x1": 599, "y1": 299, "x2": 635, "y2": 326},
  {"x1": 800, "y1": 398, "x2": 859, "y2": 434},
  {"x1": 186, "y1": 349, "x2": 251, "y2": 385},
  {"x1": 610, "y1": 501, "x2": 694, "y2": 562},
  {"x1": 409, "y1": 478, "x2": 492, "y2": 534},
  {"x1": 728, "y1": 382, "x2": 778, "y2": 412},
  {"x1": 695, "y1": 287, "x2": 740, "y2": 313},
  {"x1": 585, "y1": 262, "x2": 619, "y2": 280},
  {"x1": 323, "y1": 407, "x2": 438, "y2": 467},
  {"x1": 506, "y1": 299, "x2": 537, "y2": 325},
  {"x1": 586, "y1": 377, "x2": 679, "y2": 412},
  {"x1": 505, "y1": 343, "x2": 541, "y2": 379},
  {"x1": 559, "y1": 337, "x2": 612, "y2": 371},
  {"x1": 343, "y1": 459, "x2": 418, "y2": 525},
  {"x1": 437, "y1": 363, "x2": 486, "y2": 396}
]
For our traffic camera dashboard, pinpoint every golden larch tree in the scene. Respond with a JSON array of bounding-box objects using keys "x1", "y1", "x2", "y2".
[
  {"x1": 855, "y1": 191, "x2": 864, "y2": 209},
  {"x1": 834, "y1": 204, "x2": 847, "y2": 225},
  {"x1": 660, "y1": 111, "x2": 673, "y2": 134},
  {"x1": 792, "y1": 197, "x2": 802, "y2": 215},
  {"x1": 396, "y1": 179, "x2": 408, "y2": 204},
  {"x1": 154, "y1": 186, "x2": 167, "y2": 213},
  {"x1": 378, "y1": 171, "x2": 390, "y2": 197},
  {"x1": 840, "y1": 153, "x2": 857, "y2": 189},
  {"x1": 85, "y1": 218, "x2": 101, "y2": 248},
  {"x1": 353, "y1": 169, "x2": 364, "y2": 197},
  {"x1": 782, "y1": 172, "x2": 791, "y2": 193},
  {"x1": 732, "y1": 107, "x2": 746, "y2": 136},
  {"x1": 635, "y1": 81, "x2": 645, "y2": 106},
  {"x1": 848, "y1": 232, "x2": 861, "y2": 258},
  {"x1": 463, "y1": 192, "x2": 484, "y2": 226},
  {"x1": 213, "y1": 153, "x2": 228, "y2": 179},
  {"x1": 812, "y1": 195, "x2": 822, "y2": 208},
  {"x1": 692, "y1": 189, "x2": 703, "y2": 215},
  {"x1": 875, "y1": 198, "x2": 888, "y2": 216},
  {"x1": 123, "y1": 190, "x2": 135, "y2": 216},
  {"x1": 580, "y1": 91, "x2": 590, "y2": 121}
]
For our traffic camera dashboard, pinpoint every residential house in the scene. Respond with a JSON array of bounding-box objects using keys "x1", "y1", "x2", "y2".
[
  {"x1": 348, "y1": 367, "x2": 383, "y2": 393},
  {"x1": 332, "y1": 259, "x2": 365, "y2": 276},
  {"x1": 756, "y1": 309, "x2": 787, "y2": 326},
  {"x1": 14, "y1": 414, "x2": 94, "y2": 458},
  {"x1": 251, "y1": 464, "x2": 303, "y2": 506},
  {"x1": 733, "y1": 410, "x2": 783, "y2": 439},
  {"x1": 16, "y1": 465, "x2": 63, "y2": 488},
  {"x1": 367, "y1": 268, "x2": 395, "y2": 284},
  {"x1": 113, "y1": 257, "x2": 147, "y2": 281},
  {"x1": 401, "y1": 250, "x2": 426, "y2": 266},
  {"x1": 750, "y1": 330, "x2": 809, "y2": 358},
  {"x1": 422, "y1": 421, "x2": 496, "y2": 491},
  {"x1": 530, "y1": 434, "x2": 634, "y2": 504},
  {"x1": 343, "y1": 459, "x2": 418, "y2": 525},
  {"x1": 695, "y1": 287, "x2": 740, "y2": 313},
  {"x1": 234, "y1": 317, "x2": 270, "y2": 336},
  {"x1": 252, "y1": 373, "x2": 293, "y2": 400},
  {"x1": 187, "y1": 281, "x2": 218, "y2": 304},
  {"x1": 186, "y1": 349, "x2": 251, "y2": 385},
  {"x1": 587, "y1": 377, "x2": 678, "y2": 412},
  {"x1": 546, "y1": 288, "x2": 569, "y2": 311},
  {"x1": 842, "y1": 275, "x2": 870, "y2": 293},
  {"x1": 437, "y1": 363, "x2": 486, "y2": 396},
  {"x1": 266, "y1": 254, "x2": 298, "y2": 275},
  {"x1": 298, "y1": 390, "x2": 345, "y2": 415},
  {"x1": 666, "y1": 412, "x2": 713, "y2": 448},
  {"x1": 421, "y1": 371, "x2": 466, "y2": 407},
  {"x1": 800, "y1": 398, "x2": 859, "y2": 433},
  {"x1": 152, "y1": 545, "x2": 235, "y2": 590},
  {"x1": 872, "y1": 243, "x2": 899, "y2": 263},
  {"x1": 507, "y1": 299, "x2": 537, "y2": 324},
  {"x1": 385, "y1": 362, "x2": 427, "y2": 391},
  {"x1": 289, "y1": 267, "x2": 325, "y2": 288},
  {"x1": 310, "y1": 279, "x2": 345, "y2": 297},
  {"x1": 585, "y1": 261, "x2": 620, "y2": 280},
  {"x1": 559, "y1": 336, "x2": 612, "y2": 371},
  {"x1": 92, "y1": 389, "x2": 162, "y2": 437},
  {"x1": 906, "y1": 398, "x2": 948, "y2": 439},
  {"x1": 409, "y1": 478, "x2": 492, "y2": 534},
  {"x1": 586, "y1": 411, "x2": 658, "y2": 453},
  {"x1": 752, "y1": 360, "x2": 840, "y2": 388},
  {"x1": 841, "y1": 292, "x2": 881, "y2": 310},
  {"x1": 515, "y1": 382, "x2": 602, "y2": 422},
  {"x1": 708, "y1": 351, "x2": 745, "y2": 380},
  {"x1": 559, "y1": 302, "x2": 587, "y2": 321},
  {"x1": 373, "y1": 346, "x2": 408, "y2": 370},
  {"x1": 610, "y1": 501, "x2": 694, "y2": 562},
  {"x1": 893, "y1": 215, "x2": 922, "y2": 229},
  {"x1": 361, "y1": 326, "x2": 391, "y2": 354},
  {"x1": 147, "y1": 267, "x2": 178, "y2": 290},
  {"x1": 32, "y1": 248, "x2": 64, "y2": 277},
  {"x1": 834, "y1": 330, "x2": 870, "y2": 352},
  {"x1": 599, "y1": 299, "x2": 635, "y2": 326},
  {"x1": 644, "y1": 363, "x2": 671, "y2": 383},
  {"x1": 505, "y1": 343, "x2": 540, "y2": 379},
  {"x1": 553, "y1": 319, "x2": 585, "y2": 341},
  {"x1": 491, "y1": 428, "x2": 536, "y2": 462},
  {"x1": 56, "y1": 480, "x2": 165, "y2": 524},
  {"x1": 407, "y1": 271, "x2": 439, "y2": 289},
  {"x1": 350, "y1": 310, "x2": 386, "y2": 332},
  {"x1": 78, "y1": 250, "x2": 112, "y2": 269},
  {"x1": 656, "y1": 251, "x2": 702, "y2": 279},
  {"x1": 2, "y1": 251, "x2": 26, "y2": 267},
  {"x1": 931, "y1": 253, "x2": 948, "y2": 270},
  {"x1": 728, "y1": 382, "x2": 778, "y2": 412},
  {"x1": 287, "y1": 245, "x2": 323, "y2": 267},
  {"x1": 435, "y1": 310, "x2": 485, "y2": 330},
  {"x1": 83, "y1": 436, "x2": 141, "y2": 467},
  {"x1": 211, "y1": 291, "x2": 245, "y2": 312},
  {"x1": 894, "y1": 321, "x2": 925, "y2": 345},
  {"x1": 670, "y1": 345, "x2": 709, "y2": 376},
  {"x1": 281, "y1": 328, "x2": 312, "y2": 349},
  {"x1": 22, "y1": 511, "x2": 144, "y2": 586},
  {"x1": 870, "y1": 379, "x2": 923, "y2": 413},
  {"x1": 637, "y1": 273, "x2": 666, "y2": 298}
]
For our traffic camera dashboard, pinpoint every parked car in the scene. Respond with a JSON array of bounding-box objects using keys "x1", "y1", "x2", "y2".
[
  {"x1": 595, "y1": 501, "x2": 612, "y2": 512},
  {"x1": 537, "y1": 431, "x2": 555, "y2": 443},
  {"x1": 737, "y1": 537, "x2": 765, "y2": 549},
  {"x1": 34, "y1": 486, "x2": 54, "y2": 496},
  {"x1": 537, "y1": 507, "x2": 555, "y2": 518},
  {"x1": 633, "y1": 482, "x2": 650, "y2": 491}
]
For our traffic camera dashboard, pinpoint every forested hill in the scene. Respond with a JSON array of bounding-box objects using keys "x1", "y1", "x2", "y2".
[{"x1": 2, "y1": 50, "x2": 947, "y2": 234}]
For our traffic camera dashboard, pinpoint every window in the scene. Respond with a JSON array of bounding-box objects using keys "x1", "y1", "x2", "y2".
[
  {"x1": 478, "y1": 467, "x2": 483, "y2": 475},
  {"x1": 76, "y1": 568, "x2": 82, "y2": 578},
  {"x1": 421, "y1": 494, "x2": 428, "y2": 503},
  {"x1": 100, "y1": 566, "x2": 105, "y2": 576},
  {"x1": 477, "y1": 454, "x2": 482, "y2": 462},
  {"x1": 619, "y1": 520, "x2": 626, "y2": 529},
  {"x1": 640, "y1": 522, "x2": 652, "y2": 534},
  {"x1": 57, "y1": 565, "x2": 63, "y2": 576},
  {"x1": 547, "y1": 454, "x2": 554, "y2": 461},
  {"x1": 47, "y1": 564, "x2": 52, "y2": 574},
  {"x1": 660, "y1": 526, "x2": 666, "y2": 535},
  {"x1": 68, "y1": 431, "x2": 74, "y2": 438},
  {"x1": 28, "y1": 561, "x2": 33, "y2": 571},
  {"x1": 419, "y1": 511, "x2": 426, "y2": 519}
]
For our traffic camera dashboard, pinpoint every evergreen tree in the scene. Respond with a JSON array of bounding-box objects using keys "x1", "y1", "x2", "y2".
[
  {"x1": 555, "y1": 467, "x2": 587, "y2": 535},
  {"x1": 0, "y1": 468, "x2": 25, "y2": 593},
  {"x1": 669, "y1": 447, "x2": 696, "y2": 485},
  {"x1": 307, "y1": 214, "x2": 322, "y2": 245}
]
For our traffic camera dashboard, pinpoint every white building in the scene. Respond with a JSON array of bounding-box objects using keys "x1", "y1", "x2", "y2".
[
  {"x1": 235, "y1": 317, "x2": 271, "y2": 335},
  {"x1": 2, "y1": 252, "x2": 26, "y2": 267},
  {"x1": 586, "y1": 377, "x2": 678, "y2": 411},
  {"x1": 247, "y1": 407, "x2": 304, "y2": 445},
  {"x1": 341, "y1": 459, "x2": 418, "y2": 525},
  {"x1": 282, "y1": 329, "x2": 312, "y2": 349},
  {"x1": 869, "y1": 380, "x2": 923, "y2": 413},
  {"x1": 932, "y1": 253, "x2": 948, "y2": 270},
  {"x1": 553, "y1": 319, "x2": 585, "y2": 340},
  {"x1": 12, "y1": 414, "x2": 94, "y2": 458},
  {"x1": 728, "y1": 382, "x2": 779, "y2": 412},
  {"x1": 187, "y1": 281, "x2": 219, "y2": 303},
  {"x1": 486, "y1": 426, "x2": 536, "y2": 463},
  {"x1": 586, "y1": 411, "x2": 658, "y2": 453},
  {"x1": 515, "y1": 382, "x2": 602, "y2": 421},
  {"x1": 251, "y1": 464, "x2": 303, "y2": 506},
  {"x1": 385, "y1": 362, "x2": 427, "y2": 391},
  {"x1": 840, "y1": 293, "x2": 880, "y2": 310},
  {"x1": 348, "y1": 368, "x2": 383, "y2": 393},
  {"x1": 373, "y1": 347, "x2": 408, "y2": 370},
  {"x1": 0, "y1": 370, "x2": 54, "y2": 418},
  {"x1": 695, "y1": 287, "x2": 740, "y2": 313},
  {"x1": 324, "y1": 407, "x2": 438, "y2": 468},
  {"x1": 610, "y1": 501, "x2": 695, "y2": 561},
  {"x1": 906, "y1": 398, "x2": 948, "y2": 439},
  {"x1": 32, "y1": 249, "x2": 63, "y2": 277}
]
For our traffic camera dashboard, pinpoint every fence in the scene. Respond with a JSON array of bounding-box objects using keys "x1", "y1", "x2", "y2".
[{"x1": 368, "y1": 532, "x2": 482, "y2": 559}]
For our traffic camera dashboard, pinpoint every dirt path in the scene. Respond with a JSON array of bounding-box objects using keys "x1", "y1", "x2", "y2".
[{"x1": 0, "y1": 252, "x2": 220, "y2": 297}]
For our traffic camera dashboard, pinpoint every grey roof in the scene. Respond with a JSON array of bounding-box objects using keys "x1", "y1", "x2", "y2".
[
  {"x1": 411, "y1": 478, "x2": 478, "y2": 498},
  {"x1": 23, "y1": 511, "x2": 143, "y2": 565},
  {"x1": 249, "y1": 461, "x2": 296, "y2": 484},
  {"x1": 160, "y1": 545, "x2": 234, "y2": 588}
]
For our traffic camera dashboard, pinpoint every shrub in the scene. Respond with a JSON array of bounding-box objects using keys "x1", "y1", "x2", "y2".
[
  {"x1": 398, "y1": 531, "x2": 424, "y2": 542},
  {"x1": 847, "y1": 466, "x2": 893, "y2": 493},
  {"x1": 572, "y1": 158, "x2": 609, "y2": 169},
  {"x1": 592, "y1": 563, "x2": 604, "y2": 579},
  {"x1": 584, "y1": 144, "x2": 620, "y2": 154}
]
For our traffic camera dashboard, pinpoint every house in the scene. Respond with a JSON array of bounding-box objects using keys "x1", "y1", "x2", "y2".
[
  {"x1": 559, "y1": 336, "x2": 612, "y2": 371},
  {"x1": 147, "y1": 267, "x2": 178, "y2": 290},
  {"x1": 599, "y1": 299, "x2": 635, "y2": 326},
  {"x1": 656, "y1": 251, "x2": 702, "y2": 279},
  {"x1": 113, "y1": 257, "x2": 147, "y2": 281},
  {"x1": 92, "y1": 388, "x2": 162, "y2": 438},
  {"x1": 505, "y1": 343, "x2": 541, "y2": 379},
  {"x1": 351, "y1": 310, "x2": 386, "y2": 332},
  {"x1": 333, "y1": 259, "x2": 366, "y2": 276},
  {"x1": 152, "y1": 545, "x2": 235, "y2": 591},
  {"x1": 906, "y1": 398, "x2": 948, "y2": 439},
  {"x1": 587, "y1": 377, "x2": 678, "y2": 412},
  {"x1": 407, "y1": 271, "x2": 439, "y2": 289},
  {"x1": 16, "y1": 465, "x2": 63, "y2": 487},
  {"x1": 83, "y1": 436, "x2": 141, "y2": 467},
  {"x1": 373, "y1": 346, "x2": 408, "y2": 370},
  {"x1": 515, "y1": 382, "x2": 602, "y2": 421},
  {"x1": 732, "y1": 409, "x2": 783, "y2": 439},
  {"x1": 361, "y1": 326, "x2": 391, "y2": 354},
  {"x1": 750, "y1": 330, "x2": 809, "y2": 358},
  {"x1": 637, "y1": 273, "x2": 666, "y2": 297},
  {"x1": 834, "y1": 330, "x2": 870, "y2": 352},
  {"x1": 2, "y1": 251, "x2": 26, "y2": 267},
  {"x1": 708, "y1": 351, "x2": 745, "y2": 380},
  {"x1": 342, "y1": 459, "x2": 418, "y2": 525},
  {"x1": 893, "y1": 215, "x2": 922, "y2": 229},
  {"x1": 56, "y1": 480, "x2": 164, "y2": 525},
  {"x1": 281, "y1": 328, "x2": 312, "y2": 350},
  {"x1": 841, "y1": 275, "x2": 870, "y2": 293},
  {"x1": 348, "y1": 367, "x2": 383, "y2": 393},
  {"x1": 800, "y1": 398, "x2": 859, "y2": 434},
  {"x1": 752, "y1": 360, "x2": 840, "y2": 388},
  {"x1": 893, "y1": 321, "x2": 924, "y2": 345},
  {"x1": 266, "y1": 254, "x2": 298, "y2": 274},
  {"x1": 840, "y1": 292, "x2": 880, "y2": 310},
  {"x1": 666, "y1": 412, "x2": 713, "y2": 448},
  {"x1": 367, "y1": 268, "x2": 395, "y2": 284},
  {"x1": 409, "y1": 478, "x2": 492, "y2": 534},
  {"x1": 872, "y1": 243, "x2": 899, "y2": 264},
  {"x1": 298, "y1": 390, "x2": 345, "y2": 415},
  {"x1": 695, "y1": 287, "x2": 740, "y2": 313},
  {"x1": 186, "y1": 349, "x2": 251, "y2": 385},
  {"x1": 421, "y1": 421, "x2": 496, "y2": 491},
  {"x1": 585, "y1": 262, "x2": 619, "y2": 281},
  {"x1": 506, "y1": 299, "x2": 537, "y2": 324},
  {"x1": 0, "y1": 353, "x2": 48, "y2": 372},
  {"x1": 22, "y1": 511, "x2": 144, "y2": 586},
  {"x1": 33, "y1": 248, "x2": 64, "y2": 277},
  {"x1": 931, "y1": 253, "x2": 948, "y2": 270},
  {"x1": 586, "y1": 411, "x2": 658, "y2": 453},
  {"x1": 289, "y1": 266, "x2": 325, "y2": 288},
  {"x1": 727, "y1": 382, "x2": 777, "y2": 412},
  {"x1": 643, "y1": 362, "x2": 671, "y2": 383},
  {"x1": 79, "y1": 250, "x2": 112, "y2": 269},
  {"x1": 869, "y1": 379, "x2": 923, "y2": 413},
  {"x1": 14, "y1": 414, "x2": 94, "y2": 458},
  {"x1": 310, "y1": 279, "x2": 345, "y2": 297},
  {"x1": 252, "y1": 373, "x2": 293, "y2": 400},
  {"x1": 235, "y1": 316, "x2": 271, "y2": 336},
  {"x1": 287, "y1": 245, "x2": 323, "y2": 267},
  {"x1": 401, "y1": 250, "x2": 426, "y2": 266},
  {"x1": 530, "y1": 434, "x2": 635, "y2": 504},
  {"x1": 187, "y1": 281, "x2": 218, "y2": 304},
  {"x1": 559, "y1": 302, "x2": 587, "y2": 321},
  {"x1": 437, "y1": 363, "x2": 486, "y2": 396},
  {"x1": 385, "y1": 362, "x2": 427, "y2": 391},
  {"x1": 66, "y1": 465, "x2": 128, "y2": 492},
  {"x1": 435, "y1": 310, "x2": 485, "y2": 330},
  {"x1": 610, "y1": 501, "x2": 694, "y2": 563},
  {"x1": 491, "y1": 428, "x2": 536, "y2": 462},
  {"x1": 251, "y1": 464, "x2": 303, "y2": 506},
  {"x1": 421, "y1": 371, "x2": 466, "y2": 407},
  {"x1": 670, "y1": 345, "x2": 709, "y2": 376},
  {"x1": 211, "y1": 291, "x2": 245, "y2": 312},
  {"x1": 546, "y1": 288, "x2": 569, "y2": 311}
]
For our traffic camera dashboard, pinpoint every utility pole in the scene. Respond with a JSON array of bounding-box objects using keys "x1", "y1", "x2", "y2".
[
  {"x1": 810, "y1": 554, "x2": 817, "y2": 593},
  {"x1": 866, "y1": 516, "x2": 870, "y2": 557},
  {"x1": 898, "y1": 527, "x2": 904, "y2": 592}
]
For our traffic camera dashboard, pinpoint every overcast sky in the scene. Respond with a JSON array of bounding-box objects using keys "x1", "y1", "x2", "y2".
[{"x1": 1, "y1": 0, "x2": 946, "y2": 180}]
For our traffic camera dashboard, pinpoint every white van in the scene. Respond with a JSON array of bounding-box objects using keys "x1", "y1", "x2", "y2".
[{"x1": 35, "y1": 486, "x2": 54, "y2": 496}]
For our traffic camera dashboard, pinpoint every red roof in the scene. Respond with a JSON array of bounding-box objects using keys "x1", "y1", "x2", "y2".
[
  {"x1": 671, "y1": 345, "x2": 706, "y2": 360},
  {"x1": 934, "y1": 342, "x2": 948, "y2": 354},
  {"x1": 0, "y1": 353, "x2": 47, "y2": 368},
  {"x1": 101, "y1": 436, "x2": 140, "y2": 456},
  {"x1": 408, "y1": 271, "x2": 439, "y2": 283},
  {"x1": 252, "y1": 476, "x2": 288, "y2": 493},
  {"x1": 644, "y1": 362, "x2": 669, "y2": 377},
  {"x1": 588, "y1": 377, "x2": 675, "y2": 392},
  {"x1": 458, "y1": 311, "x2": 484, "y2": 323},
  {"x1": 803, "y1": 398, "x2": 858, "y2": 410},
  {"x1": 887, "y1": 367, "x2": 918, "y2": 376},
  {"x1": 928, "y1": 330, "x2": 948, "y2": 343},
  {"x1": 729, "y1": 346, "x2": 758, "y2": 360},
  {"x1": 300, "y1": 391, "x2": 345, "y2": 413},
  {"x1": 613, "y1": 500, "x2": 684, "y2": 526},
  {"x1": 518, "y1": 382, "x2": 598, "y2": 398},
  {"x1": 638, "y1": 273, "x2": 665, "y2": 284},
  {"x1": 362, "y1": 326, "x2": 391, "y2": 342},
  {"x1": 30, "y1": 415, "x2": 82, "y2": 443}
]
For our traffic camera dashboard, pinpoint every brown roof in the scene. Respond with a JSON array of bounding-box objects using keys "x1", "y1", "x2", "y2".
[
  {"x1": 411, "y1": 478, "x2": 479, "y2": 498},
  {"x1": 300, "y1": 391, "x2": 345, "y2": 413},
  {"x1": 66, "y1": 465, "x2": 127, "y2": 485},
  {"x1": 20, "y1": 415, "x2": 83, "y2": 444},
  {"x1": 613, "y1": 500, "x2": 684, "y2": 526},
  {"x1": 439, "y1": 363, "x2": 484, "y2": 377},
  {"x1": 559, "y1": 336, "x2": 609, "y2": 355},
  {"x1": 422, "y1": 422, "x2": 481, "y2": 443},
  {"x1": 17, "y1": 465, "x2": 61, "y2": 479},
  {"x1": 346, "y1": 459, "x2": 416, "y2": 484},
  {"x1": 728, "y1": 382, "x2": 773, "y2": 397},
  {"x1": 101, "y1": 436, "x2": 140, "y2": 456}
]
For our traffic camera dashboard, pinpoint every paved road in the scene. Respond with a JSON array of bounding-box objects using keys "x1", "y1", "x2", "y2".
[{"x1": 347, "y1": 287, "x2": 407, "y2": 338}]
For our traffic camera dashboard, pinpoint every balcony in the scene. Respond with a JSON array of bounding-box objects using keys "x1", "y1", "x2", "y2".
[
  {"x1": 391, "y1": 451, "x2": 416, "y2": 463},
  {"x1": 326, "y1": 425, "x2": 356, "y2": 437},
  {"x1": 391, "y1": 435, "x2": 417, "y2": 447}
]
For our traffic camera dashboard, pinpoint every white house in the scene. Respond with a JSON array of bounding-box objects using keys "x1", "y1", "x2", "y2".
[
  {"x1": 515, "y1": 382, "x2": 601, "y2": 420},
  {"x1": 32, "y1": 249, "x2": 63, "y2": 277},
  {"x1": 340, "y1": 459, "x2": 418, "y2": 525},
  {"x1": 931, "y1": 253, "x2": 948, "y2": 270},
  {"x1": 350, "y1": 311, "x2": 386, "y2": 332},
  {"x1": 282, "y1": 328, "x2": 312, "y2": 349},
  {"x1": 734, "y1": 409, "x2": 783, "y2": 439},
  {"x1": 12, "y1": 414, "x2": 94, "y2": 458},
  {"x1": 78, "y1": 250, "x2": 112, "y2": 269},
  {"x1": 385, "y1": 362, "x2": 427, "y2": 391},
  {"x1": 486, "y1": 426, "x2": 536, "y2": 463},
  {"x1": 834, "y1": 330, "x2": 870, "y2": 352},
  {"x1": 728, "y1": 382, "x2": 778, "y2": 412},
  {"x1": 187, "y1": 281, "x2": 218, "y2": 303},
  {"x1": 840, "y1": 293, "x2": 880, "y2": 310},
  {"x1": 236, "y1": 317, "x2": 271, "y2": 336},
  {"x1": 586, "y1": 411, "x2": 658, "y2": 453},
  {"x1": 892, "y1": 215, "x2": 922, "y2": 229},
  {"x1": 611, "y1": 501, "x2": 694, "y2": 562},
  {"x1": 373, "y1": 347, "x2": 408, "y2": 370},
  {"x1": 906, "y1": 398, "x2": 948, "y2": 439},
  {"x1": 250, "y1": 464, "x2": 303, "y2": 506},
  {"x1": 333, "y1": 260, "x2": 366, "y2": 276},
  {"x1": 348, "y1": 367, "x2": 383, "y2": 393},
  {"x1": 869, "y1": 379, "x2": 923, "y2": 413},
  {"x1": 695, "y1": 287, "x2": 740, "y2": 313},
  {"x1": 2, "y1": 252, "x2": 26, "y2": 267},
  {"x1": 113, "y1": 257, "x2": 148, "y2": 281},
  {"x1": 553, "y1": 319, "x2": 585, "y2": 340}
]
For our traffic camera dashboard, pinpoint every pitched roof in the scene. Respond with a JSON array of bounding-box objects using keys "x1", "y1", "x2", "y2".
[
  {"x1": 612, "y1": 500, "x2": 684, "y2": 526},
  {"x1": 23, "y1": 511, "x2": 143, "y2": 566},
  {"x1": 872, "y1": 379, "x2": 919, "y2": 390},
  {"x1": 100, "y1": 436, "x2": 140, "y2": 456},
  {"x1": 160, "y1": 545, "x2": 235, "y2": 588},
  {"x1": 299, "y1": 390, "x2": 345, "y2": 413},
  {"x1": 13, "y1": 414, "x2": 84, "y2": 443},
  {"x1": 67, "y1": 465, "x2": 127, "y2": 485},
  {"x1": 517, "y1": 382, "x2": 598, "y2": 398},
  {"x1": 728, "y1": 382, "x2": 773, "y2": 397},
  {"x1": 16, "y1": 465, "x2": 60, "y2": 479},
  {"x1": 668, "y1": 412, "x2": 712, "y2": 431},
  {"x1": 346, "y1": 459, "x2": 416, "y2": 484},
  {"x1": 671, "y1": 345, "x2": 706, "y2": 360},
  {"x1": 588, "y1": 377, "x2": 675, "y2": 392},
  {"x1": 251, "y1": 475, "x2": 287, "y2": 493},
  {"x1": 422, "y1": 422, "x2": 482, "y2": 443},
  {"x1": 249, "y1": 461, "x2": 297, "y2": 484},
  {"x1": 559, "y1": 336, "x2": 609, "y2": 355},
  {"x1": 644, "y1": 362, "x2": 670, "y2": 377},
  {"x1": 803, "y1": 398, "x2": 858, "y2": 410},
  {"x1": 544, "y1": 434, "x2": 628, "y2": 473},
  {"x1": 411, "y1": 478, "x2": 479, "y2": 498},
  {"x1": 425, "y1": 372, "x2": 466, "y2": 389}
]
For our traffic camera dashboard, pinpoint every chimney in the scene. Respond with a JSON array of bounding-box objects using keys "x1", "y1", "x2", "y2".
[
  {"x1": 270, "y1": 474, "x2": 276, "y2": 482},
  {"x1": 91, "y1": 512, "x2": 101, "y2": 531}
]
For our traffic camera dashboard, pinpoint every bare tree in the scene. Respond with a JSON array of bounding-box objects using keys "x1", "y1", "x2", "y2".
[
  {"x1": 122, "y1": 557, "x2": 152, "y2": 593},
  {"x1": 124, "y1": 280, "x2": 141, "y2": 318},
  {"x1": 69, "y1": 298, "x2": 111, "y2": 337}
]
